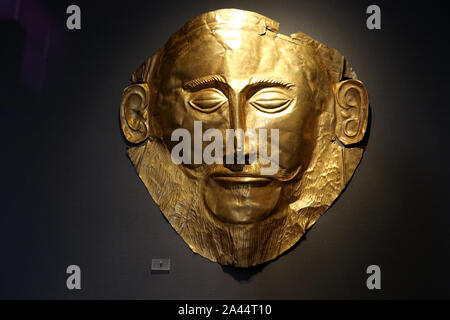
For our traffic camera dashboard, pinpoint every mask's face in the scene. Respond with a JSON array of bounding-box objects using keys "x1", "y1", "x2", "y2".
[
  {"x1": 120, "y1": 9, "x2": 369, "y2": 267},
  {"x1": 156, "y1": 28, "x2": 324, "y2": 224}
]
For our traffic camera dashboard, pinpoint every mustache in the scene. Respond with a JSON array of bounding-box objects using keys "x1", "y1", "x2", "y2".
[{"x1": 182, "y1": 154, "x2": 302, "y2": 182}]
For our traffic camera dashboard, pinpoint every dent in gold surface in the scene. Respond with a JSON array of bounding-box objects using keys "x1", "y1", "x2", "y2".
[{"x1": 120, "y1": 9, "x2": 369, "y2": 267}]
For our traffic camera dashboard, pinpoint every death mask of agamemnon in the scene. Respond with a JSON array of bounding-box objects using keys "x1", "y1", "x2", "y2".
[{"x1": 120, "y1": 9, "x2": 369, "y2": 267}]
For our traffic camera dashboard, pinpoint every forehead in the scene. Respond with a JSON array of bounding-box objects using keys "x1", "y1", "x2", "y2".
[{"x1": 159, "y1": 27, "x2": 316, "y2": 86}]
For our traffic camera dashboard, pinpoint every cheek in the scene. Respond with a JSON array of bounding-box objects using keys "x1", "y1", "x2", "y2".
[
  {"x1": 157, "y1": 89, "x2": 186, "y2": 139},
  {"x1": 276, "y1": 105, "x2": 319, "y2": 170},
  {"x1": 277, "y1": 126, "x2": 307, "y2": 169},
  {"x1": 280, "y1": 118, "x2": 315, "y2": 169},
  {"x1": 158, "y1": 89, "x2": 231, "y2": 156}
]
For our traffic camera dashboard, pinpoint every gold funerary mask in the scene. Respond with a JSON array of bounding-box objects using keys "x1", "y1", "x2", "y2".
[{"x1": 120, "y1": 9, "x2": 369, "y2": 267}]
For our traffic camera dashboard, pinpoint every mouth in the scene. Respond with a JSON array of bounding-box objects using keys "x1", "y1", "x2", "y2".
[{"x1": 212, "y1": 175, "x2": 273, "y2": 187}]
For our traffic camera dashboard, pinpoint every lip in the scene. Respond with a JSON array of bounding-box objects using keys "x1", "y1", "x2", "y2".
[{"x1": 212, "y1": 175, "x2": 272, "y2": 187}]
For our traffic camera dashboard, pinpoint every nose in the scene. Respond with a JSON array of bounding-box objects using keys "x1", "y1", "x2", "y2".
[
  {"x1": 224, "y1": 162, "x2": 244, "y2": 172},
  {"x1": 223, "y1": 154, "x2": 254, "y2": 171},
  {"x1": 229, "y1": 91, "x2": 245, "y2": 132},
  {"x1": 223, "y1": 91, "x2": 256, "y2": 170}
]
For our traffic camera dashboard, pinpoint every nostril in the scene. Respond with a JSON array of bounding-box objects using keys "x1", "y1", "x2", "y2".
[
  {"x1": 222, "y1": 153, "x2": 255, "y2": 171},
  {"x1": 224, "y1": 163, "x2": 245, "y2": 171},
  {"x1": 244, "y1": 153, "x2": 256, "y2": 165}
]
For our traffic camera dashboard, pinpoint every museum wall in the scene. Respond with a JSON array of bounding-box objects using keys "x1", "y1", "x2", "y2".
[{"x1": 1, "y1": 0, "x2": 449, "y2": 299}]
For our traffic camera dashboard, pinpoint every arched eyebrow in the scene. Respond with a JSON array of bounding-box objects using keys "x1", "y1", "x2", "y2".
[
  {"x1": 183, "y1": 74, "x2": 295, "y2": 91},
  {"x1": 183, "y1": 75, "x2": 227, "y2": 90},
  {"x1": 247, "y1": 75, "x2": 295, "y2": 89}
]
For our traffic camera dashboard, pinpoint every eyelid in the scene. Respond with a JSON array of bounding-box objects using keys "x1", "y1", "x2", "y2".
[
  {"x1": 249, "y1": 88, "x2": 293, "y2": 113},
  {"x1": 188, "y1": 88, "x2": 227, "y2": 113}
]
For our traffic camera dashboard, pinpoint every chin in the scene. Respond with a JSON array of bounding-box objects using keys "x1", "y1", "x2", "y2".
[{"x1": 203, "y1": 175, "x2": 282, "y2": 224}]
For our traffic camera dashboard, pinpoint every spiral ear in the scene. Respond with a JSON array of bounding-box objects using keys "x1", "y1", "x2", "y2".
[
  {"x1": 333, "y1": 79, "x2": 369, "y2": 145},
  {"x1": 120, "y1": 83, "x2": 150, "y2": 143}
]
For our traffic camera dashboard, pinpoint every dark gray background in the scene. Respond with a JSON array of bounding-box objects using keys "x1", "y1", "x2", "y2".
[{"x1": 1, "y1": 0, "x2": 449, "y2": 299}]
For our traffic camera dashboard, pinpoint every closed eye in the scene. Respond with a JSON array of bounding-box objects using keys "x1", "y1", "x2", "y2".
[
  {"x1": 249, "y1": 88, "x2": 293, "y2": 113},
  {"x1": 188, "y1": 88, "x2": 227, "y2": 113}
]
